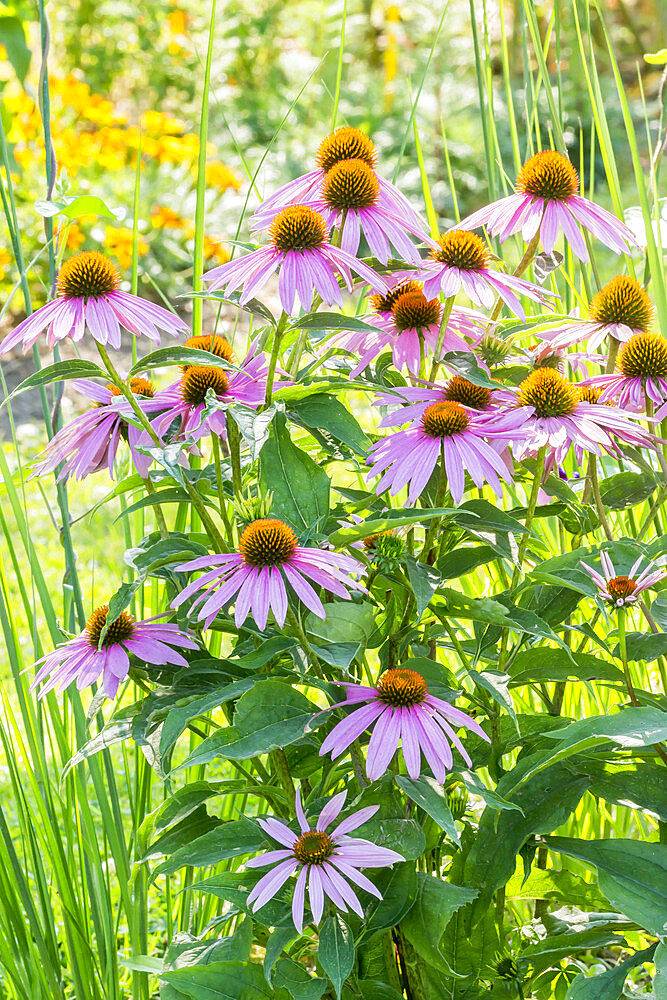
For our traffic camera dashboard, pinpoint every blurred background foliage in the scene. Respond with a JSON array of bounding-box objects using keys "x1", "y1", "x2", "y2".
[{"x1": 0, "y1": 0, "x2": 665, "y2": 302}]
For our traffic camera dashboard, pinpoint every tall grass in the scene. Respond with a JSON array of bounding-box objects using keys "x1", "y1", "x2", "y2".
[{"x1": 0, "y1": 0, "x2": 663, "y2": 995}]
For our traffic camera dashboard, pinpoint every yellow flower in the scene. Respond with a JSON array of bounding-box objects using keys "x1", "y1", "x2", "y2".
[
  {"x1": 140, "y1": 109, "x2": 186, "y2": 136},
  {"x1": 104, "y1": 227, "x2": 148, "y2": 269},
  {"x1": 151, "y1": 205, "x2": 194, "y2": 235},
  {"x1": 191, "y1": 159, "x2": 242, "y2": 192},
  {"x1": 0, "y1": 247, "x2": 12, "y2": 280},
  {"x1": 57, "y1": 222, "x2": 86, "y2": 250},
  {"x1": 203, "y1": 236, "x2": 229, "y2": 265},
  {"x1": 167, "y1": 8, "x2": 189, "y2": 55}
]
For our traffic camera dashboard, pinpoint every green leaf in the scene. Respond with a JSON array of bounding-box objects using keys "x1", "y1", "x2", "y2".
[
  {"x1": 179, "y1": 681, "x2": 319, "y2": 766},
  {"x1": 0, "y1": 16, "x2": 30, "y2": 82},
  {"x1": 358, "y1": 863, "x2": 418, "y2": 943},
  {"x1": 7, "y1": 359, "x2": 108, "y2": 399},
  {"x1": 471, "y1": 670, "x2": 516, "y2": 723},
  {"x1": 273, "y1": 958, "x2": 326, "y2": 1000},
  {"x1": 318, "y1": 915, "x2": 354, "y2": 1000},
  {"x1": 437, "y1": 545, "x2": 498, "y2": 580},
  {"x1": 584, "y1": 761, "x2": 667, "y2": 821},
  {"x1": 259, "y1": 414, "x2": 330, "y2": 531},
  {"x1": 159, "y1": 679, "x2": 256, "y2": 773},
  {"x1": 505, "y1": 867, "x2": 609, "y2": 911},
  {"x1": 457, "y1": 770, "x2": 524, "y2": 814},
  {"x1": 161, "y1": 960, "x2": 275, "y2": 999},
  {"x1": 400, "y1": 874, "x2": 477, "y2": 975},
  {"x1": 395, "y1": 775, "x2": 460, "y2": 844},
  {"x1": 565, "y1": 945, "x2": 657, "y2": 1000},
  {"x1": 306, "y1": 602, "x2": 377, "y2": 665},
  {"x1": 154, "y1": 817, "x2": 264, "y2": 877},
  {"x1": 355, "y1": 818, "x2": 425, "y2": 861},
  {"x1": 405, "y1": 556, "x2": 442, "y2": 618},
  {"x1": 620, "y1": 631, "x2": 667, "y2": 662},
  {"x1": 329, "y1": 508, "x2": 457, "y2": 546},
  {"x1": 545, "y1": 837, "x2": 667, "y2": 936},
  {"x1": 289, "y1": 312, "x2": 379, "y2": 333},
  {"x1": 508, "y1": 648, "x2": 623, "y2": 686},
  {"x1": 225, "y1": 401, "x2": 277, "y2": 462},
  {"x1": 289, "y1": 394, "x2": 370, "y2": 455},
  {"x1": 35, "y1": 194, "x2": 122, "y2": 221},
  {"x1": 599, "y1": 471, "x2": 657, "y2": 509},
  {"x1": 130, "y1": 346, "x2": 238, "y2": 375}
]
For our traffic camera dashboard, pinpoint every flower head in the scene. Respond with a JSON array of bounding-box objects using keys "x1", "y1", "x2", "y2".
[
  {"x1": 585, "y1": 331, "x2": 667, "y2": 412},
  {"x1": 580, "y1": 551, "x2": 666, "y2": 608},
  {"x1": 245, "y1": 790, "x2": 402, "y2": 933},
  {"x1": 458, "y1": 149, "x2": 638, "y2": 261},
  {"x1": 203, "y1": 205, "x2": 386, "y2": 315},
  {"x1": 0, "y1": 251, "x2": 187, "y2": 354},
  {"x1": 30, "y1": 606, "x2": 198, "y2": 700},
  {"x1": 408, "y1": 229, "x2": 555, "y2": 319},
  {"x1": 367, "y1": 401, "x2": 525, "y2": 503},
  {"x1": 537, "y1": 275, "x2": 654, "y2": 353},
  {"x1": 172, "y1": 518, "x2": 365, "y2": 630},
  {"x1": 320, "y1": 670, "x2": 490, "y2": 782},
  {"x1": 373, "y1": 375, "x2": 501, "y2": 430},
  {"x1": 502, "y1": 367, "x2": 656, "y2": 466},
  {"x1": 31, "y1": 377, "x2": 163, "y2": 481}
]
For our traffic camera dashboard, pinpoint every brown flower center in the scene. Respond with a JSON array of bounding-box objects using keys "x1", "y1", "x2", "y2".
[
  {"x1": 444, "y1": 376, "x2": 493, "y2": 410},
  {"x1": 377, "y1": 668, "x2": 428, "y2": 707},
  {"x1": 85, "y1": 605, "x2": 134, "y2": 647},
  {"x1": 618, "y1": 332, "x2": 667, "y2": 380},
  {"x1": 269, "y1": 206, "x2": 329, "y2": 253},
  {"x1": 369, "y1": 281, "x2": 422, "y2": 314},
  {"x1": 293, "y1": 830, "x2": 335, "y2": 866},
  {"x1": 238, "y1": 518, "x2": 298, "y2": 567},
  {"x1": 392, "y1": 290, "x2": 440, "y2": 332},
  {"x1": 589, "y1": 276, "x2": 653, "y2": 333},
  {"x1": 180, "y1": 366, "x2": 230, "y2": 406},
  {"x1": 323, "y1": 158, "x2": 379, "y2": 211},
  {"x1": 107, "y1": 377, "x2": 155, "y2": 399},
  {"x1": 316, "y1": 127, "x2": 377, "y2": 173},
  {"x1": 183, "y1": 333, "x2": 234, "y2": 365},
  {"x1": 421, "y1": 400, "x2": 471, "y2": 438},
  {"x1": 516, "y1": 150, "x2": 579, "y2": 201},
  {"x1": 57, "y1": 251, "x2": 120, "y2": 299},
  {"x1": 363, "y1": 529, "x2": 394, "y2": 550},
  {"x1": 431, "y1": 229, "x2": 490, "y2": 271},
  {"x1": 517, "y1": 368, "x2": 578, "y2": 417},
  {"x1": 606, "y1": 575, "x2": 637, "y2": 602}
]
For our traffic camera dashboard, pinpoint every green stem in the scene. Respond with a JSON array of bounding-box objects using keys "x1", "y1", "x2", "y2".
[
  {"x1": 617, "y1": 609, "x2": 638, "y2": 707},
  {"x1": 588, "y1": 455, "x2": 613, "y2": 541},
  {"x1": 487, "y1": 229, "x2": 541, "y2": 325},
  {"x1": 211, "y1": 434, "x2": 232, "y2": 536},
  {"x1": 429, "y1": 296, "x2": 455, "y2": 382},
  {"x1": 226, "y1": 414, "x2": 244, "y2": 498},
  {"x1": 192, "y1": 0, "x2": 217, "y2": 337},
  {"x1": 420, "y1": 448, "x2": 448, "y2": 562},
  {"x1": 510, "y1": 444, "x2": 547, "y2": 589},
  {"x1": 269, "y1": 748, "x2": 295, "y2": 812},
  {"x1": 265, "y1": 311, "x2": 289, "y2": 406},
  {"x1": 605, "y1": 336, "x2": 620, "y2": 373}
]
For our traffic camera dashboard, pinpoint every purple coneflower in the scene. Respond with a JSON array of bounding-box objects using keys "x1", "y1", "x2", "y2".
[
  {"x1": 580, "y1": 551, "x2": 666, "y2": 608},
  {"x1": 0, "y1": 251, "x2": 187, "y2": 353},
  {"x1": 584, "y1": 331, "x2": 667, "y2": 413},
  {"x1": 330, "y1": 283, "x2": 483, "y2": 377},
  {"x1": 203, "y1": 205, "x2": 386, "y2": 315},
  {"x1": 30, "y1": 606, "x2": 198, "y2": 700},
  {"x1": 373, "y1": 375, "x2": 503, "y2": 429},
  {"x1": 367, "y1": 401, "x2": 526, "y2": 504},
  {"x1": 537, "y1": 275, "x2": 654, "y2": 353},
  {"x1": 407, "y1": 229, "x2": 555, "y2": 319},
  {"x1": 150, "y1": 335, "x2": 269, "y2": 444},
  {"x1": 253, "y1": 158, "x2": 427, "y2": 266},
  {"x1": 251, "y1": 126, "x2": 423, "y2": 234},
  {"x1": 501, "y1": 368, "x2": 656, "y2": 467},
  {"x1": 31, "y1": 377, "x2": 162, "y2": 481},
  {"x1": 319, "y1": 669, "x2": 489, "y2": 781},
  {"x1": 245, "y1": 790, "x2": 403, "y2": 932},
  {"x1": 172, "y1": 518, "x2": 365, "y2": 630},
  {"x1": 458, "y1": 150, "x2": 638, "y2": 261}
]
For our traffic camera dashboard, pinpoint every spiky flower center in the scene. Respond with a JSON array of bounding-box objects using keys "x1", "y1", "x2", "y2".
[
  {"x1": 56, "y1": 251, "x2": 120, "y2": 299},
  {"x1": 589, "y1": 276, "x2": 653, "y2": 332},
  {"x1": 369, "y1": 281, "x2": 422, "y2": 314},
  {"x1": 293, "y1": 830, "x2": 334, "y2": 866},
  {"x1": 363, "y1": 529, "x2": 394, "y2": 550},
  {"x1": 495, "y1": 957, "x2": 520, "y2": 981},
  {"x1": 238, "y1": 518, "x2": 298, "y2": 567},
  {"x1": 391, "y1": 290, "x2": 440, "y2": 332},
  {"x1": 269, "y1": 206, "x2": 329, "y2": 253},
  {"x1": 606, "y1": 575, "x2": 637, "y2": 602},
  {"x1": 444, "y1": 376, "x2": 492, "y2": 410},
  {"x1": 517, "y1": 368, "x2": 578, "y2": 417},
  {"x1": 85, "y1": 605, "x2": 134, "y2": 647},
  {"x1": 618, "y1": 332, "x2": 667, "y2": 380},
  {"x1": 183, "y1": 333, "x2": 234, "y2": 364},
  {"x1": 516, "y1": 150, "x2": 579, "y2": 201},
  {"x1": 421, "y1": 400, "x2": 470, "y2": 437},
  {"x1": 323, "y1": 158, "x2": 379, "y2": 211},
  {"x1": 477, "y1": 334, "x2": 514, "y2": 366},
  {"x1": 577, "y1": 385, "x2": 602, "y2": 404},
  {"x1": 377, "y1": 668, "x2": 428, "y2": 707},
  {"x1": 431, "y1": 229, "x2": 490, "y2": 271},
  {"x1": 316, "y1": 127, "x2": 377, "y2": 173},
  {"x1": 107, "y1": 377, "x2": 155, "y2": 399},
  {"x1": 180, "y1": 366, "x2": 230, "y2": 406}
]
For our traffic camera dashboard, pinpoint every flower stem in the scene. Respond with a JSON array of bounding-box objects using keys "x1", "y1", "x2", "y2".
[
  {"x1": 420, "y1": 447, "x2": 448, "y2": 563},
  {"x1": 211, "y1": 433, "x2": 233, "y2": 536},
  {"x1": 487, "y1": 230, "x2": 541, "y2": 326},
  {"x1": 226, "y1": 413, "x2": 244, "y2": 498},
  {"x1": 429, "y1": 295, "x2": 455, "y2": 382},
  {"x1": 265, "y1": 310, "x2": 289, "y2": 406},
  {"x1": 617, "y1": 608, "x2": 638, "y2": 707},
  {"x1": 605, "y1": 336, "x2": 620, "y2": 373},
  {"x1": 510, "y1": 444, "x2": 547, "y2": 589}
]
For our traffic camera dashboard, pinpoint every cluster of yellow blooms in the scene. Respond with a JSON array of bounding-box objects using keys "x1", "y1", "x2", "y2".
[{"x1": 2, "y1": 73, "x2": 239, "y2": 277}]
